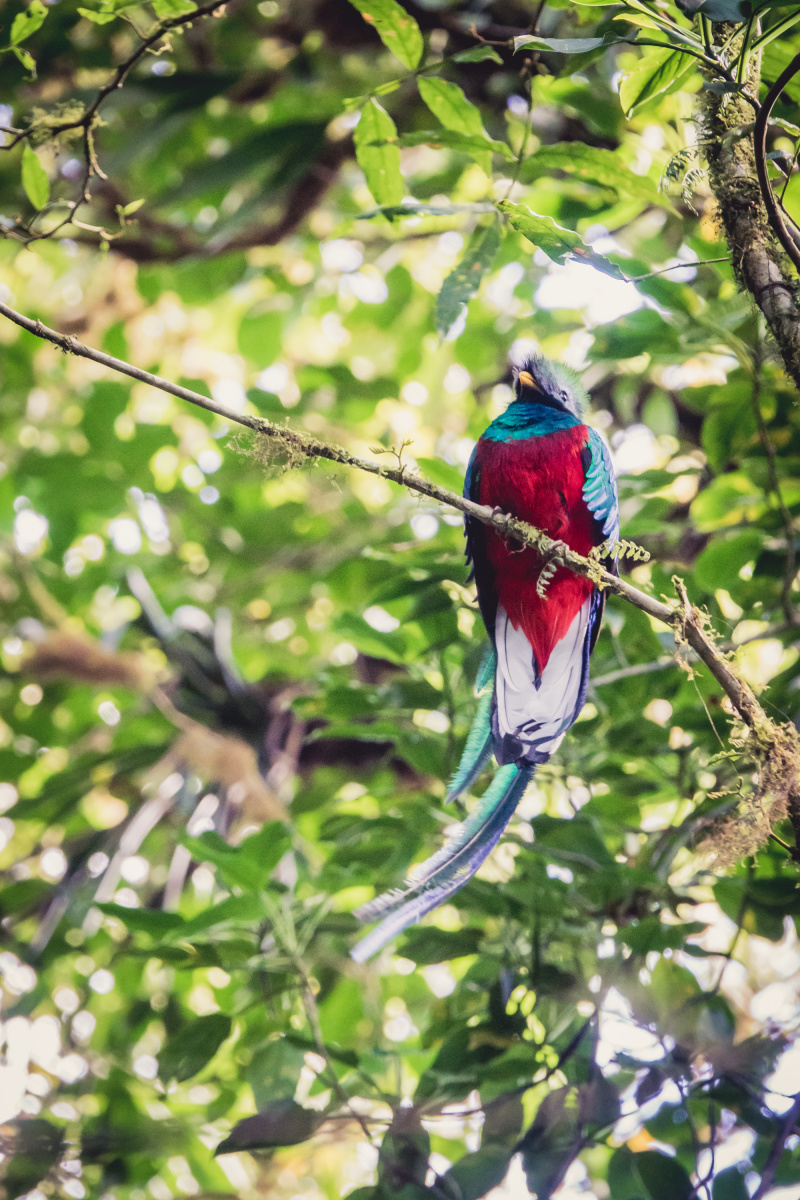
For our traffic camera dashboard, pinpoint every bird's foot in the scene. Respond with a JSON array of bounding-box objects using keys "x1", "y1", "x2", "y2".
[
  {"x1": 489, "y1": 506, "x2": 514, "y2": 537},
  {"x1": 542, "y1": 539, "x2": 568, "y2": 564},
  {"x1": 536, "y1": 541, "x2": 568, "y2": 598}
]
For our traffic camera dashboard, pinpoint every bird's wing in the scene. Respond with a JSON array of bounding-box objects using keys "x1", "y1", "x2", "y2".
[
  {"x1": 581, "y1": 427, "x2": 619, "y2": 653},
  {"x1": 464, "y1": 442, "x2": 499, "y2": 643},
  {"x1": 581, "y1": 427, "x2": 619, "y2": 545}
]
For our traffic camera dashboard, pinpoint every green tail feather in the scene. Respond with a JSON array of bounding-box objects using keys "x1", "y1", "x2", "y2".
[
  {"x1": 446, "y1": 689, "x2": 493, "y2": 803},
  {"x1": 445, "y1": 644, "x2": 496, "y2": 803}
]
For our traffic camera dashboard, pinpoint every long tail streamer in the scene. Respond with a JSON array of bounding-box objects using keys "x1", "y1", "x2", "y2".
[{"x1": 350, "y1": 763, "x2": 534, "y2": 963}]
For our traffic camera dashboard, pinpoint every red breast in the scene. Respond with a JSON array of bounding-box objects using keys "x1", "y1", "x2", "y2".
[{"x1": 476, "y1": 426, "x2": 598, "y2": 671}]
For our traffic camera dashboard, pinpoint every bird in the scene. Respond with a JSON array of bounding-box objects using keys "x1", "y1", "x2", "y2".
[{"x1": 351, "y1": 353, "x2": 619, "y2": 963}]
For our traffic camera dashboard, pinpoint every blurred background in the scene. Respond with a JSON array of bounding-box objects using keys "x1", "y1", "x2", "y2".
[{"x1": 2, "y1": 1, "x2": 800, "y2": 1197}]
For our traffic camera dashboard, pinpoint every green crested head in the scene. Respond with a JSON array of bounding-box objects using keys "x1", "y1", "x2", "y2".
[{"x1": 514, "y1": 354, "x2": 588, "y2": 420}]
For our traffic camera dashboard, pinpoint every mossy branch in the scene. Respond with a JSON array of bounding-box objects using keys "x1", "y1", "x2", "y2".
[
  {"x1": 0, "y1": 299, "x2": 766, "y2": 726},
  {"x1": 701, "y1": 32, "x2": 800, "y2": 389},
  {"x1": 1, "y1": 298, "x2": 798, "y2": 861}
]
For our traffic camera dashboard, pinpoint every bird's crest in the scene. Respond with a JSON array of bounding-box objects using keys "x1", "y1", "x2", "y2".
[{"x1": 515, "y1": 354, "x2": 588, "y2": 418}]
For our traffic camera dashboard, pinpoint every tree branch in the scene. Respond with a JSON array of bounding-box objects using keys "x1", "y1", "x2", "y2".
[
  {"x1": 751, "y1": 1090, "x2": 800, "y2": 1199},
  {"x1": 753, "y1": 51, "x2": 800, "y2": 277},
  {"x1": 2, "y1": 0, "x2": 232, "y2": 248},
  {"x1": 701, "y1": 37, "x2": 800, "y2": 391},
  {"x1": 0, "y1": 299, "x2": 773, "y2": 740}
]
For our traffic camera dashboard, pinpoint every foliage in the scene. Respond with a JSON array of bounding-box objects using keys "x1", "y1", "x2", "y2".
[{"x1": 1, "y1": 1, "x2": 800, "y2": 1199}]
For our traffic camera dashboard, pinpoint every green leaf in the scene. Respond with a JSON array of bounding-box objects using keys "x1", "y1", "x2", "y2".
[
  {"x1": 436, "y1": 221, "x2": 501, "y2": 338},
  {"x1": 354, "y1": 98, "x2": 404, "y2": 208},
  {"x1": 620, "y1": 917, "x2": 707, "y2": 955},
  {"x1": 181, "y1": 822, "x2": 290, "y2": 892},
  {"x1": 701, "y1": 397, "x2": 757, "y2": 471},
  {"x1": 690, "y1": 472, "x2": 765, "y2": 532},
  {"x1": 348, "y1": 0, "x2": 423, "y2": 70},
  {"x1": 694, "y1": 531, "x2": 765, "y2": 591},
  {"x1": 581, "y1": 1073, "x2": 621, "y2": 1130},
  {"x1": 215, "y1": 1100, "x2": 321, "y2": 1153},
  {"x1": 635, "y1": 1150, "x2": 693, "y2": 1200},
  {"x1": 151, "y1": 0, "x2": 197, "y2": 17},
  {"x1": 453, "y1": 45, "x2": 503, "y2": 63},
  {"x1": 497, "y1": 201, "x2": 585, "y2": 263},
  {"x1": 418, "y1": 77, "x2": 485, "y2": 137},
  {"x1": 247, "y1": 1038, "x2": 308, "y2": 1107},
  {"x1": 399, "y1": 926, "x2": 483, "y2": 963},
  {"x1": 414, "y1": 456, "x2": 465, "y2": 491},
  {"x1": 500, "y1": 198, "x2": 630, "y2": 275},
  {"x1": 76, "y1": 7, "x2": 119, "y2": 21},
  {"x1": 238, "y1": 307, "x2": 284, "y2": 367},
  {"x1": 121, "y1": 197, "x2": 146, "y2": 215},
  {"x1": 10, "y1": 0, "x2": 47, "y2": 45},
  {"x1": 333, "y1": 610, "x2": 408, "y2": 661},
  {"x1": 12, "y1": 45, "x2": 36, "y2": 73},
  {"x1": 619, "y1": 49, "x2": 697, "y2": 116},
  {"x1": 178, "y1": 894, "x2": 266, "y2": 938},
  {"x1": 675, "y1": 0, "x2": 749, "y2": 18},
  {"x1": 590, "y1": 307, "x2": 677, "y2": 359},
  {"x1": 418, "y1": 76, "x2": 492, "y2": 174},
  {"x1": 158, "y1": 1013, "x2": 232, "y2": 1082},
  {"x1": 519, "y1": 1087, "x2": 579, "y2": 1197},
  {"x1": 21, "y1": 144, "x2": 49, "y2": 210},
  {"x1": 96, "y1": 903, "x2": 186, "y2": 935},
  {"x1": 514, "y1": 34, "x2": 616, "y2": 53},
  {"x1": 396, "y1": 128, "x2": 515, "y2": 161},
  {"x1": 711, "y1": 1167, "x2": 751, "y2": 1200},
  {"x1": 441, "y1": 1146, "x2": 512, "y2": 1200},
  {"x1": 522, "y1": 142, "x2": 657, "y2": 201},
  {"x1": 531, "y1": 815, "x2": 615, "y2": 867},
  {"x1": 0, "y1": 878, "x2": 51, "y2": 916}
]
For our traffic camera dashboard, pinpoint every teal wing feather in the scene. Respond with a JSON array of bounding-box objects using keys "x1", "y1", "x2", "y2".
[{"x1": 582, "y1": 428, "x2": 619, "y2": 545}]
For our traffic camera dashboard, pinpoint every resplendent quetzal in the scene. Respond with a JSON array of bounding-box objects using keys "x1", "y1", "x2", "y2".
[{"x1": 352, "y1": 354, "x2": 619, "y2": 962}]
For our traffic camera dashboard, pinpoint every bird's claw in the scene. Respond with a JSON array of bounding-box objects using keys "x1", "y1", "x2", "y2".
[
  {"x1": 543, "y1": 539, "x2": 568, "y2": 564},
  {"x1": 536, "y1": 541, "x2": 568, "y2": 599},
  {"x1": 489, "y1": 505, "x2": 512, "y2": 532}
]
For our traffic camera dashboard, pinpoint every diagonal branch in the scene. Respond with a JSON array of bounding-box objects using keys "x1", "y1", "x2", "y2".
[
  {"x1": 751, "y1": 1090, "x2": 800, "y2": 1200},
  {"x1": 3, "y1": 0, "x2": 233, "y2": 248},
  {"x1": 0, "y1": 299, "x2": 770, "y2": 737}
]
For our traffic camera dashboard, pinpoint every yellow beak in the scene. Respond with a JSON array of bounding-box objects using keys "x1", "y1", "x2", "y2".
[{"x1": 517, "y1": 370, "x2": 538, "y2": 391}]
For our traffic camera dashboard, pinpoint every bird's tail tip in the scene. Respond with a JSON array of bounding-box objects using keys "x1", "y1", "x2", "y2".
[{"x1": 350, "y1": 762, "x2": 535, "y2": 963}]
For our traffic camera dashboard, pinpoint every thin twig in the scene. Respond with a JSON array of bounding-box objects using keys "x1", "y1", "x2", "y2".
[
  {"x1": 259, "y1": 893, "x2": 373, "y2": 1139},
  {"x1": 751, "y1": 1090, "x2": 800, "y2": 1199},
  {"x1": 296, "y1": 959, "x2": 373, "y2": 1139},
  {"x1": 2, "y1": 0, "x2": 231, "y2": 247},
  {"x1": 710, "y1": 859, "x2": 752, "y2": 995},
  {"x1": 592, "y1": 619, "x2": 799, "y2": 687},
  {"x1": 624, "y1": 256, "x2": 730, "y2": 282},
  {"x1": 750, "y1": 343, "x2": 798, "y2": 623}
]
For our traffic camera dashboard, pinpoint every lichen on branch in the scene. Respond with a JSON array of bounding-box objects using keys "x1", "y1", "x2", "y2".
[
  {"x1": 700, "y1": 33, "x2": 800, "y2": 389},
  {"x1": 0, "y1": 298, "x2": 798, "y2": 860}
]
